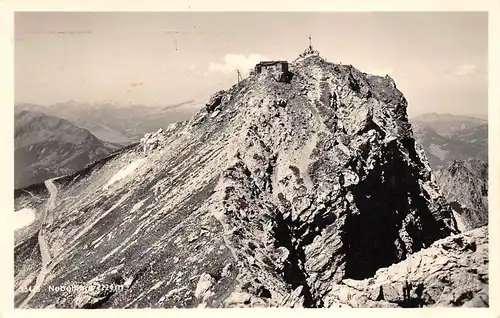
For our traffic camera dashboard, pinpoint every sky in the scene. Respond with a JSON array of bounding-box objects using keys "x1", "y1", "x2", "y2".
[{"x1": 14, "y1": 11, "x2": 488, "y2": 118}]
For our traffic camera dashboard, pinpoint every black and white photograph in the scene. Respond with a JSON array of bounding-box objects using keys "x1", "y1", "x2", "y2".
[{"x1": 10, "y1": 9, "x2": 492, "y2": 309}]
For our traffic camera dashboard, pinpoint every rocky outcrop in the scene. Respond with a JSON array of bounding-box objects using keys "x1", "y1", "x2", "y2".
[
  {"x1": 434, "y1": 159, "x2": 488, "y2": 231},
  {"x1": 324, "y1": 226, "x2": 488, "y2": 308},
  {"x1": 205, "y1": 90, "x2": 226, "y2": 112},
  {"x1": 140, "y1": 123, "x2": 183, "y2": 153},
  {"x1": 14, "y1": 54, "x2": 469, "y2": 309},
  {"x1": 140, "y1": 128, "x2": 167, "y2": 152}
]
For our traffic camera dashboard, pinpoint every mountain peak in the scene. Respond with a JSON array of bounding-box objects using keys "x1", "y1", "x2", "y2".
[{"x1": 15, "y1": 53, "x2": 463, "y2": 308}]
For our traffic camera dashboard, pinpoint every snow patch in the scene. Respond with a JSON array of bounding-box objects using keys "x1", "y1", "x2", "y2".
[
  {"x1": 14, "y1": 208, "x2": 36, "y2": 230},
  {"x1": 103, "y1": 158, "x2": 147, "y2": 190}
]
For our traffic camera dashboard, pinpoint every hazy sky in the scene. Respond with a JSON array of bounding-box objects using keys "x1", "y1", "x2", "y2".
[{"x1": 15, "y1": 11, "x2": 488, "y2": 118}]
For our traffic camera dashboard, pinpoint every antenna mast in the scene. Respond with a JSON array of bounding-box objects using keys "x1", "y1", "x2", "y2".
[
  {"x1": 309, "y1": 34, "x2": 312, "y2": 50},
  {"x1": 237, "y1": 69, "x2": 243, "y2": 83}
]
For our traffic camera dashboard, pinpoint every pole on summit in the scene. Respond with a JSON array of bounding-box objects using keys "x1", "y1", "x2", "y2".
[{"x1": 237, "y1": 69, "x2": 242, "y2": 83}]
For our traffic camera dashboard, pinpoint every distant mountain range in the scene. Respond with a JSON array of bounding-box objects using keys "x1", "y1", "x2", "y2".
[
  {"x1": 14, "y1": 110, "x2": 119, "y2": 189},
  {"x1": 410, "y1": 113, "x2": 487, "y2": 169},
  {"x1": 15, "y1": 100, "x2": 202, "y2": 145}
]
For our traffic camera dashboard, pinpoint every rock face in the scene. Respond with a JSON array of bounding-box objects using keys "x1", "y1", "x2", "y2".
[
  {"x1": 434, "y1": 159, "x2": 488, "y2": 231},
  {"x1": 324, "y1": 226, "x2": 488, "y2": 308},
  {"x1": 14, "y1": 54, "x2": 469, "y2": 309}
]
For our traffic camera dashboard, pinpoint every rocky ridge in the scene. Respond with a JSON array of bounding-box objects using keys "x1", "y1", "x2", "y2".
[{"x1": 14, "y1": 53, "x2": 481, "y2": 309}]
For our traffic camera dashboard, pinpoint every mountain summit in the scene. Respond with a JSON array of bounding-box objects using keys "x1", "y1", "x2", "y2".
[{"x1": 16, "y1": 54, "x2": 483, "y2": 309}]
